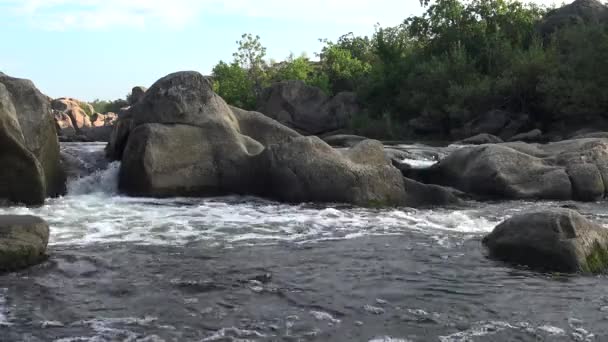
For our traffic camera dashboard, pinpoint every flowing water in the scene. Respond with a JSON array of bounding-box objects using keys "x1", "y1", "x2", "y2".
[{"x1": 0, "y1": 142, "x2": 607, "y2": 341}]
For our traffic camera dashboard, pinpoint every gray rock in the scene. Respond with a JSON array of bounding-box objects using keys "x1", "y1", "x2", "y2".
[
  {"x1": 119, "y1": 123, "x2": 262, "y2": 197},
  {"x1": 402, "y1": 177, "x2": 463, "y2": 207},
  {"x1": 483, "y1": 209, "x2": 608, "y2": 273},
  {"x1": 572, "y1": 131, "x2": 608, "y2": 140},
  {"x1": 257, "y1": 80, "x2": 359, "y2": 135},
  {"x1": 253, "y1": 137, "x2": 407, "y2": 206},
  {"x1": 323, "y1": 134, "x2": 368, "y2": 147},
  {"x1": 129, "y1": 86, "x2": 147, "y2": 105},
  {"x1": 0, "y1": 73, "x2": 65, "y2": 198},
  {"x1": 539, "y1": 0, "x2": 608, "y2": 36},
  {"x1": 0, "y1": 215, "x2": 49, "y2": 272},
  {"x1": 0, "y1": 83, "x2": 46, "y2": 205},
  {"x1": 413, "y1": 138, "x2": 608, "y2": 201},
  {"x1": 508, "y1": 129, "x2": 543, "y2": 142},
  {"x1": 130, "y1": 71, "x2": 238, "y2": 129},
  {"x1": 456, "y1": 133, "x2": 504, "y2": 145},
  {"x1": 230, "y1": 106, "x2": 300, "y2": 146}
]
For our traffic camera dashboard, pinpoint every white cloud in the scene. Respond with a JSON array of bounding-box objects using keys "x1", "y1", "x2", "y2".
[{"x1": 0, "y1": 0, "x2": 574, "y2": 31}]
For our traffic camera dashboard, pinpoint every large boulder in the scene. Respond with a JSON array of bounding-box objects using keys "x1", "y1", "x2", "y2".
[
  {"x1": 483, "y1": 209, "x2": 608, "y2": 273},
  {"x1": 0, "y1": 84, "x2": 46, "y2": 205},
  {"x1": 539, "y1": 0, "x2": 608, "y2": 36},
  {"x1": 253, "y1": 138, "x2": 407, "y2": 206},
  {"x1": 0, "y1": 215, "x2": 49, "y2": 272},
  {"x1": 129, "y1": 71, "x2": 238, "y2": 129},
  {"x1": 119, "y1": 122, "x2": 263, "y2": 197},
  {"x1": 257, "y1": 80, "x2": 359, "y2": 135},
  {"x1": 412, "y1": 138, "x2": 608, "y2": 201},
  {"x1": 0, "y1": 73, "x2": 65, "y2": 199},
  {"x1": 113, "y1": 71, "x2": 410, "y2": 207},
  {"x1": 459, "y1": 110, "x2": 531, "y2": 140}
]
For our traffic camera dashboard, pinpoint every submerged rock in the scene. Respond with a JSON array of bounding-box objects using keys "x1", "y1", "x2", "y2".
[
  {"x1": 483, "y1": 209, "x2": 608, "y2": 273},
  {"x1": 0, "y1": 215, "x2": 49, "y2": 272}
]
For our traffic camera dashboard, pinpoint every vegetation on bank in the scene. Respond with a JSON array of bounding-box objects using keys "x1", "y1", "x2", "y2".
[
  {"x1": 90, "y1": 98, "x2": 129, "y2": 115},
  {"x1": 211, "y1": 0, "x2": 608, "y2": 138}
]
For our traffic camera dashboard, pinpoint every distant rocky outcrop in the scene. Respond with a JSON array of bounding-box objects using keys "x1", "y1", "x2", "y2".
[
  {"x1": 407, "y1": 138, "x2": 608, "y2": 202},
  {"x1": 0, "y1": 215, "x2": 49, "y2": 272},
  {"x1": 0, "y1": 72, "x2": 65, "y2": 205},
  {"x1": 110, "y1": 71, "x2": 412, "y2": 207},
  {"x1": 257, "y1": 80, "x2": 360, "y2": 135},
  {"x1": 52, "y1": 97, "x2": 117, "y2": 142},
  {"x1": 539, "y1": 0, "x2": 608, "y2": 36},
  {"x1": 484, "y1": 209, "x2": 608, "y2": 273}
]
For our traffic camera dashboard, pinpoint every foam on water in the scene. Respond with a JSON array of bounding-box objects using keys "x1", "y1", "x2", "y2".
[
  {"x1": 0, "y1": 188, "x2": 504, "y2": 246},
  {"x1": 0, "y1": 288, "x2": 10, "y2": 326}
]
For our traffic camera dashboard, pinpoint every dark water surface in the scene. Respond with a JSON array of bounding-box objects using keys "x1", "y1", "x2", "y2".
[{"x1": 0, "y1": 143, "x2": 607, "y2": 341}]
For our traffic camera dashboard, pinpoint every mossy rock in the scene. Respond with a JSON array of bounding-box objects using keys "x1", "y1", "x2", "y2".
[
  {"x1": 0, "y1": 215, "x2": 49, "y2": 272},
  {"x1": 583, "y1": 241, "x2": 608, "y2": 274}
]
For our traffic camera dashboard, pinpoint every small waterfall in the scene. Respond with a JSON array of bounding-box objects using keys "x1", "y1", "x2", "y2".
[
  {"x1": 60, "y1": 142, "x2": 120, "y2": 196},
  {"x1": 67, "y1": 161, "x2": 120, "y2": 195}
]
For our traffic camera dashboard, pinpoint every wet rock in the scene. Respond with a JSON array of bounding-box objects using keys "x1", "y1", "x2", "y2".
[
  {"x1": 0, "y1": 73, "x2": 65, "y2": 202},
  {"x1": 0, "y1": 215, "x2": 49, "y2": 272},
  {"x1": 402, "y1": 177, "x2": 463, "y2": 207},
  {"x1": 483, "y1": 209, "x2": 608, "y2": 273},
  {"x1": 257, "y1": 80, "x2": 359, "y2": 135},
  {"x1": 456, "y1": 133, "x2": 503, "y2": 145}
]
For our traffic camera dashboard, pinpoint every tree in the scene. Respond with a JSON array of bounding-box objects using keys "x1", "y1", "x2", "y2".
[
  {"x1": 211, "y1": 61, "x2": 257, "y2": 110},
  {"x1": 233, "y1": 33, "x2": 268, "y2": 97}
]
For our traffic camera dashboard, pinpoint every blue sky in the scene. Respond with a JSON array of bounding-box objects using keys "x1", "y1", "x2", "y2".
[{"x1": 0, "y1": 0, "x2": 569, "y2": 101}]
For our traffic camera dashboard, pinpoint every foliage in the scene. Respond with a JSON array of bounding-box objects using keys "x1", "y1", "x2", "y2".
[
  {"x1": 211, "y1": 0, "x2": 608, "y2": 138},
  {"x1": 212, "y1": 61, "x2": 256, "y2": 110},
  {"x1": 90, "y1": 98, "x2": 129, "y2": 114}
]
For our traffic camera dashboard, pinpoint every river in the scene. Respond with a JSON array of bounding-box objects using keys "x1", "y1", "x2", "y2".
[{"x1": 0, "y1": 142, "x2": 607, "y2": 341}]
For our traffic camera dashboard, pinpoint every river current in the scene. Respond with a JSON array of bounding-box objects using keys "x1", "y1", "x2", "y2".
[{"x1": 0, "y1": 142, "x2": 607, "y2": 341}]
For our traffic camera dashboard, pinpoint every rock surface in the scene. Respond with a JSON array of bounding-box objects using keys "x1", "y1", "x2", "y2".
[
  {"x1": 456, "y1": 133, "x2": 504, "y2": 145},
  {"x1": 257, "y1": 80, "x2": 359, "y2": 135},
  {"x1": 540, "y1": 0, "x2": 608, "y2": 36},
  {"x1": 254, "y1": 137, "x2": 408, "y2": 206},
  {"x1": 0, "y1": 215, "x2": 49, "y2": 272},
  {"x1": 0, "y1": 84, "x2": 46, "y2": 205},
  {"x1": 111, "y1": 71, "x2": 408, "y2": 206},
  {"x1": 129, "y1": 86, "x2": 147, "y2": 105},
  {"x1": 323, "y1": 134, "x2": 368, "y2": 147},
  {"x1": 483, "y1": 209, "x2": 608, "y2": 273},
  {"x1": 411, "y1": 138, "x2": 608, "y2": 201},
  {"x1": 0, "y1": 73, "x2": 65, "y2": 201}
]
